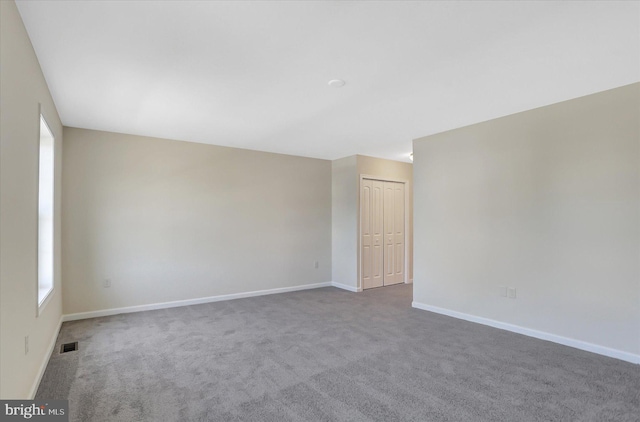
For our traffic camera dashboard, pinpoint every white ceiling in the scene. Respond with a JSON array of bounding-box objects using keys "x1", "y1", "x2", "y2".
[{"x1": 16, "y1": 1, "x2": 640, "y2": 162}]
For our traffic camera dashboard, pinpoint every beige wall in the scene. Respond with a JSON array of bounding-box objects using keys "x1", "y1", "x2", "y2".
[
  {"x1": 0, "y1": 0, "x2": 64, "y2": 398},
  {"x1": 413, "y1": 83, "x2": 640, "y2": 357},
  {"x1": 331, "y1": 155, "x2": 413, "y2": 289},
  {"x1": 62, "y1": 128, "x2": 332, "y2": 314},
  {"x1": 331, "y1": 156, "x2": 358, "y2": 288}
]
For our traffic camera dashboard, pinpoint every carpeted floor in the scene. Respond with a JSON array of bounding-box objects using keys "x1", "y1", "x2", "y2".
[{"x1": 37, "y1": 284, "x2": 639, "y2": 421}]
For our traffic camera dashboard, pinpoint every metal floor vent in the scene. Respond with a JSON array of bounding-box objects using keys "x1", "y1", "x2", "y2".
[{"x1": 60, "y1": 342, "x2": 78, "y2": 354}]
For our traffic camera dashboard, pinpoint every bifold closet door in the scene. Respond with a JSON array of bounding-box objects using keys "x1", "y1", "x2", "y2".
[
  {"x1": 361, "y1": 179, "x2": 384, "y2": 289},
  {"x1": 383, "y1": 181, "x2": 405, "y2": 286},
  {"x1": 362, "y1": 179, "x2": 404, "y2": 290}
]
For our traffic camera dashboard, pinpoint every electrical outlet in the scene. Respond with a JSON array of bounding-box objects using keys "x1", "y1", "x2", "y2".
[
  {"x1": 314, "y1": 261, "x2": 319, "y2": 269},
  {"x1": 508, "y1": 287, "x2": 516, "y2": 299},
  {"x1": 25, "y1": 335, "x2": 29, "y2": 355},
  {"x1": 103, "y1": 279, "x2": 111, "y2": 288},
  {"x1": 499, "y1": 286, "x2": 507, "y2": 297}
]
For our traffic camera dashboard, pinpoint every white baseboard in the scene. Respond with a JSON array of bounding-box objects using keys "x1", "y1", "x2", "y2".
[
  {"x1": 63, "y1": 282, "x2": 332, "y2": 322},
  {"x1": 331, "y1": 281, "x2": 361, "y2": 292},
  {"x1": 29, "y1": 315, "x2": 63, "y2": 399},
  {"x1": 411, "y1": 301, "x2": 640, "y2": 365}
]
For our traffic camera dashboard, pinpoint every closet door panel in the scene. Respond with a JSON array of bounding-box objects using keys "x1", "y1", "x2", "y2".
[
  {"x1": 361, "y1": 179, "x2": 373, "y2": 288},
  {"x1": 384, "y1": 181, "x2": 404, "y2": 286},
  {"x1": 371, "y1": 180, "x2": 384, "y2": 288}
]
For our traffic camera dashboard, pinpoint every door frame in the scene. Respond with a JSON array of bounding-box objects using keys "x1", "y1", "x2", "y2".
[{"x1": 358, "y1": 174, "x2": 410, "y2": 291}]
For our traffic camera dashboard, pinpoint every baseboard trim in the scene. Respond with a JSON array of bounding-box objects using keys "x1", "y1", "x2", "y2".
[
  {"x1": 411, "y1": 301, "x2": 640, "y2": 365},
  {"x1": 29, "y1": 315, "x2": 63, "y2": 399},
  {"x1": 63, "y1": 282, "x2": 332, "y2": 322},
  {"x1": 331, "y1": 282, "x2": 361, "y2": 292}
]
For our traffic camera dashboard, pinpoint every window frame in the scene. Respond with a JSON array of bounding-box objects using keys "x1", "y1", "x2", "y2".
[{"x1": 37, "y1": 109, "x2": 55, "y2": 316}]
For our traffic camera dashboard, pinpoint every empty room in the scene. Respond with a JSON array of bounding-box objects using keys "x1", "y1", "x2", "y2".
[{"x1": 1, "y1": 0, "x2": 639, "y2": 421}]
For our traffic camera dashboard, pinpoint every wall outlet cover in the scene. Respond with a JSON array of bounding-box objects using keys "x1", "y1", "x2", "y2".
[{"x1": 508, "y1": 287, "x2": 516, "y2": 299}]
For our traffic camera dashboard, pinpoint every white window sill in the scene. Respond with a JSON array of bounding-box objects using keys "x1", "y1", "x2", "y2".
[{"x1": 37, "y1": 287, "x2": 54, "y2": 316}]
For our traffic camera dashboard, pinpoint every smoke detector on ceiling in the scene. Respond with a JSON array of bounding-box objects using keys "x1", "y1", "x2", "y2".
[{"x1": 328, "y1": 79, "x2": 346, "y2": 88}]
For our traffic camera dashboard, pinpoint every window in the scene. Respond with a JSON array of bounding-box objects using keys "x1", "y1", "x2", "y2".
[{"x1": 38, "y1": 114, "x2": 55, "y2": 311}]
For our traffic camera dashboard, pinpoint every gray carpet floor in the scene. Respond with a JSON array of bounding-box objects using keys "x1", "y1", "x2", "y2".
[{"x1": 37, "y1": 284, "x2": 639, "y2": 421}]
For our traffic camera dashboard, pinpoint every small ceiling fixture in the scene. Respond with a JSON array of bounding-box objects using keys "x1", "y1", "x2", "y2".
[{"x1": 328, "y1": 79, "x2": 346, "y2": 88}]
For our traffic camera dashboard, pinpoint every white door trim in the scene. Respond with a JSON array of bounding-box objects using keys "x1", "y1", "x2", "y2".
[{"x1": 358, "y1": 174, "x2": 410, "y2": 291}]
